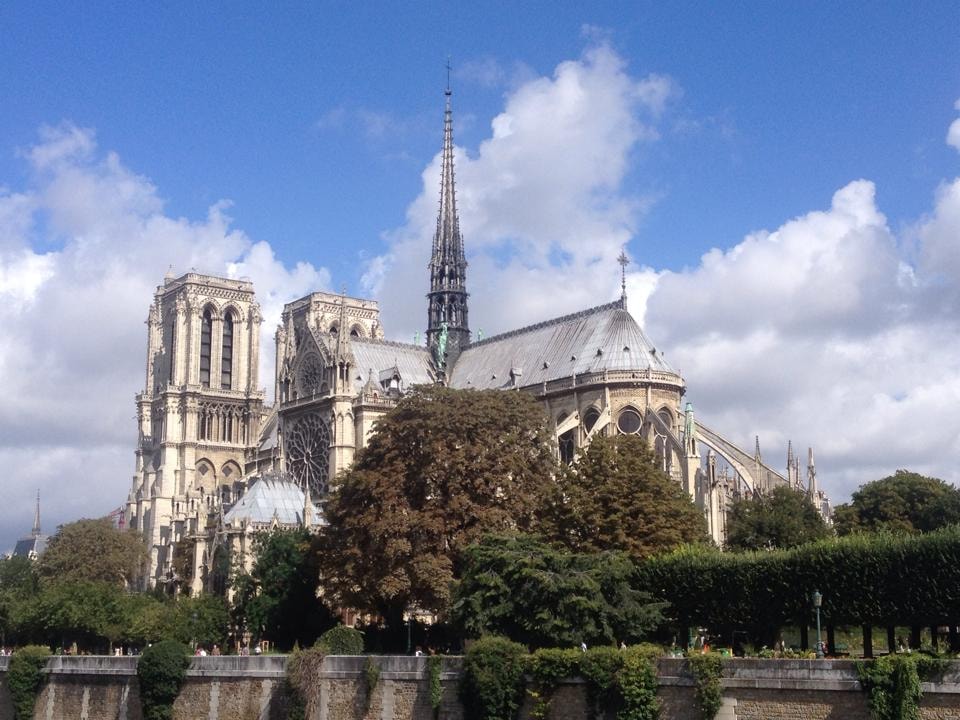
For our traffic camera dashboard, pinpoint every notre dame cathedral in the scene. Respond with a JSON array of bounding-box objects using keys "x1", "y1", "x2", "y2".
[{"x1": 125, "y1": 88, "x2": 831, "y2": 593}]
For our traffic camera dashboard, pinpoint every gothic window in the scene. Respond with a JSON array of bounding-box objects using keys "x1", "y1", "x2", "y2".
[
  {"x1": 584, "y1": 408, "x2": 601, "y2": 433},
  {"x1": 169, "y1": 320, "x2": 177, "y2": 382},
  {"x1": 350, "y1": 325, "x2": 362, "y2": 338},
  {"x1": 200, "y1": 309, "x2": 212, "y2": 387},
  {"x1": 221, "y1": 311, "x2": 234, "y2": 390},
  {"x1": 298, "y1": 354, "x2": 325, "y2": 396},
  {"x1": 285, "y1": 411, "x2": 331, "y2": 497},
  {"x1": 329, "y1": 323, "x2": 338, "y2": 335},
  {"x1": 559, "y1": 430, "x2": 575, "y2": 465},
  {"x1": 617, "y1": 408, "x2": 642, "y2": 435},
  {"x1": 657, "y1": 409, "x2": 673, "y2": 430}
]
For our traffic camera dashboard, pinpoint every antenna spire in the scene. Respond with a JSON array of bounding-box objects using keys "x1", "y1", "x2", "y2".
[{"x1": 445, "y1": 57, "x2": 452, "y2": 95}]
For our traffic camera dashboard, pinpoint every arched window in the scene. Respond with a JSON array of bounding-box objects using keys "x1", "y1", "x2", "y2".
[
  {"x1": 557, "y1": 412, "x2": 576, "y2": 465},
  {"x1": 199, "y1": 309, "x2": 212, "y2": 387},
  {"x1": 583, "y1": 408, "x2": 601, "y2": 433},
  {"x1": 221, "y1": 312, "x2": 234, "y2": 390},
  {"x1": 617, "y1": 408, "x2": 642, "y2": 434}
]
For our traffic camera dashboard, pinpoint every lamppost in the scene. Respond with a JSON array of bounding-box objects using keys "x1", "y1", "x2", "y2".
[{"x1": 812, "y1": 590, "x2": 824, "y2": 658}]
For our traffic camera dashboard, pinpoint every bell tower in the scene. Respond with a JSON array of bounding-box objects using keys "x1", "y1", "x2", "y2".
[{"x1": 126, "y1": 272, "x2": 265, "y2": 590}]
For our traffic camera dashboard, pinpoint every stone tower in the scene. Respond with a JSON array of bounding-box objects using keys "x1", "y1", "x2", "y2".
[
  {"x1": 126, "y1": 272, "x2": 264, "y2": 590},
  {"x1": 426, "y1": 83, "x2": 470, "y2": 373}
]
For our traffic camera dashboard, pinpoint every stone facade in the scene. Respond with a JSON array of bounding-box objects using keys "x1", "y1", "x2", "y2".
[{"x1": 4, "y1": 656, "x2": 960, "y2": 720}]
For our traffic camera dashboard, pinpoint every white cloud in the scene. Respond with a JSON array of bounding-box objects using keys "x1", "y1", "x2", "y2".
[
  {"x1": 370, "y1": 47, "x2": 960, "y2": 509},
  {"x1": 947, "y1": 98, "x2": 960, "y2": 153},
  {"x1": 367, "y1": 43, "x2": 675, "y2": 341},
  {"x1": 0, "y1": 123, "x2": 328, "y2": 551}
]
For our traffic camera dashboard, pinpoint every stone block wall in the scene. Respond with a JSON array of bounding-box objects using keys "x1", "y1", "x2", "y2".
[{"x1": 2, "y1": 654, "x2": 960, "y2": 720}]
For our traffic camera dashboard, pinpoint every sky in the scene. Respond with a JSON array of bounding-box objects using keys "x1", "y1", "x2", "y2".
[{"x1": 2, "y1": 2, "x2": 960, "y2": 551}]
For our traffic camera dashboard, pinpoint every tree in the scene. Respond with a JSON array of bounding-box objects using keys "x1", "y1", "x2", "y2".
[
  {"x1": 319, "y1": 386, "x2": 558, "y2": 627},
  {"x1": 451, "y1": 533, "x2": 665, "y2": 648},
  {"x1": 0, "y1": 556, "x2": 38, "y2": 644},
  {"x1": 16, "y1": 580, "x2": 126, "y2": 651},
  {"x1": 832, "y1": 470, "x2": 960, "y2": 535},
  {"x1": 544, "y1": 434, "x2": 708, "y2": 560},
  {"x1": 37, "y1": 518, "x2": 147, "y2": 587},
  {"x1": 725, "y1": 485, "x2": 831, "y2": 550},
  {"x1": 231, "y1": 528, "x2": 334, "y2": 650}
]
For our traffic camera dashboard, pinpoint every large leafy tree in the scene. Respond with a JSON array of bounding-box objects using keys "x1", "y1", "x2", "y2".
[
  {"x1": 725, "y1": 485, "x2": 831, "y2": 550},
  {"x1": 0, "y1": 555, "x2": 39, "y2": 644},
  {"x1": 38, "y1": 518, "x2": 147, "y2": 587},
  {"x1": 544, "y1": 434, "x2": 708, "y2": 560},
  {"x1": 319, "y1": 386, "x2": 558, "y2": 627},
  {"x1": 832, "y1": 470, "x2": 960, "y2": 535},
  {"x1": 451, "y1": 533, "x2": 665, "y2": 648},
  {"x1": 231, "y1": 528, "x2": 334, "y2": 650}
]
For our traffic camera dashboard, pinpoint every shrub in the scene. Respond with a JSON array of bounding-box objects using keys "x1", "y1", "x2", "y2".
[
  {"x1": 137, "y1": 640, "x2": 190, "y2": 720},
  {"x1": 318, "y1": 624, "x2": 364, "y2": 655},
  {"x1": 460, "y1": 636, "x2": 528, "y2": 720},
  {"x1": 616, "y1": 647, "x2": 659, "y2": 720},
  {"x1": 286, "y1": 643, "x2": 327, "y2": 720},
  {"x1": 856, "y1": 654, "x2": 946, "y2": 720},
  {"x1": 687, "y1": 654, "x2": 724, "y2": 720},
  {"x1": 8, "y1": 645, "x2": 49, "y2": 720}
]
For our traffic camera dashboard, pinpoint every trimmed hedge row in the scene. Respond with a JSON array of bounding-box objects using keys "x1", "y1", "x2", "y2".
[{"x1": 637, "y1": 526, "x2": 960, "y2": 635}]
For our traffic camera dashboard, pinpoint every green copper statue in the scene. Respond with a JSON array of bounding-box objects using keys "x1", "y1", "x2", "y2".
[{"x1": 436, "y1": 322, "x2": 449, "y2": 368}]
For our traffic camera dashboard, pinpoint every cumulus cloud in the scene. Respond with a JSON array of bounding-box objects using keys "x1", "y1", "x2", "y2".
[
  {"x1": 371, "y1": 51, "x2": 960, "y2": 506},
  {"x1": 0, "y1": 123, "x2": 328, "y2": 551},
  {"x1": 366, "y1": 43, "x2": 675, "y2": 340},
  {"x1": 948, "y1": 98, "x2": 960, "y2": 153}
]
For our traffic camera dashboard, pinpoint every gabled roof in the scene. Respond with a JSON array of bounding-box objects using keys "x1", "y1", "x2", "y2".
[
  {"x1": 223, "y1": 476, "x2": 322, "y2": 528},
  {"x1": 349, "y1": 337, "x2": 436, "y2": 392},
  {"x1": 448, "y1": 300, "x2": 677, "y2": 390}
]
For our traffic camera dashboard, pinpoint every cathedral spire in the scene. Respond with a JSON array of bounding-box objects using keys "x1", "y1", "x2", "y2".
[
  {"x1": 32, "y1": 490, "x2": 41, "y2": 537},
  {"x1": 427, "y1": 75, "x2": 470, "y2": 372}
]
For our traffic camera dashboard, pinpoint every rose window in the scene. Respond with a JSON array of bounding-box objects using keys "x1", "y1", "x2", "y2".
[
  {"x1": 285, "y1": 412, "x2": 330, "y2": 495},
  {"x1": 298, "y1": 354, "x2": 326, "y2": 396}
]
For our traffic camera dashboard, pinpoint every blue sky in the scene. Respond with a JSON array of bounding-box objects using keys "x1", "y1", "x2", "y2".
[{"x1": 2, "y1": 2, "x2": 960, "y2": 548}]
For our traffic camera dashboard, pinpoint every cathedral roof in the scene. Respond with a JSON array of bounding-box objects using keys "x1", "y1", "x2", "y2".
[
  {"x1": 223, "y1": 475, "x2": 322, "y2": 528},
  {"x1": 349, "y1": 337, "x2": 436, "y2": 392},
  {"x1": 448, "y1": 300, "x2": 678, "y2": 390}
]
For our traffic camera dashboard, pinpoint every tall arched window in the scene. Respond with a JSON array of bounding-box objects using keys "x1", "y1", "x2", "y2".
[
  {"x1": 199, "y1": 309, "x2": 212, "y2": 387},
  {"x1": 221, "y1": 312, "x2": 234, "y2": 390}
]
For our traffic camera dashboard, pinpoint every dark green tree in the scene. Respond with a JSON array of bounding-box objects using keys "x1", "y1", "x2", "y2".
[
  {"x1": 725, "y1": 485, "x2": 831, "y2": 550},
  {"x1": 833, "y1": 470, "x2": 960, "y2": 535},
  {"x1": 37, "y1": 518, "x2": 146, "y2": 587},
  {"x1": 319, "y1": 386, "x2": 558, "y2": 629},
  {"x1": 17, "y1": 580, "x2": 125, "y2": 650},
  {"x1": 0, "y1": 556, "x2": 39, "y2": 644},
  {"x1": 452, "y1": 533, "x2": 665, "y2": 648},
  {"x1": 544, "y1": 434, "x2": 708, "y2": 560},
  {"x1": 231, "y1": 528, "x2": 333, "y2": 650}
]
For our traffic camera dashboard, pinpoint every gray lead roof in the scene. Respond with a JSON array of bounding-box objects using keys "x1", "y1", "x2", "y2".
[{"x1": 447, "y1": 301, "x2": 677, "y2": 390}]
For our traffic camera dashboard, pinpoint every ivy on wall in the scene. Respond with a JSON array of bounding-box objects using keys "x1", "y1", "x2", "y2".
[
  {"x1": 7, "y1": 645, "x2": 49, "y2": 720},
  {"x1": 856, "y1": 654, "x2": 946, "y2": 720}
]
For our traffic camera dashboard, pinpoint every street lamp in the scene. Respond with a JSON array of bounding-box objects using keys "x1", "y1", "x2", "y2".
[{"x1": 812, "y1": 590, "x2": 823, "y2": 658}]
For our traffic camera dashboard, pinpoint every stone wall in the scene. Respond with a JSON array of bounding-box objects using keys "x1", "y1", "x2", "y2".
[{"x1": 2, "y1": 655, "x2": 960, "y2": 720}]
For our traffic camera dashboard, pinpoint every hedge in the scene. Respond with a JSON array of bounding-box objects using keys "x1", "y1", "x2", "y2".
[{"x1": 636, "y1": 526, "x2": 960, "y2": 638}]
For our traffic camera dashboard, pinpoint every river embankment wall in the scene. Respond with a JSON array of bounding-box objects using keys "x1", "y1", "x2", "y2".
[{"x1": 2, "y1": 655, "x2": 960, "y2": 719}]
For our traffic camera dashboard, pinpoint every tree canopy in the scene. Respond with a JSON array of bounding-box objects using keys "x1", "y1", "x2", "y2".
[
  {"x1": 451, "y1": 533, "x2": 665, "y2": 648},
  {"x1": 832, "y1": 470, "x2": 960, "y2": 535},
  {"x1": 544, "y1": 434, "x2": 708, "y2": 560},
  {"x1": 230, "y1": 528, "x2": 334, "y2": 650},
  {"x1": 38, "y1": 518, "x2": 147, "y2": 587},
  {"x1": 318, "y1": 386, "x2": 558, "y2": 625},
  {"x1": 725, "y1": 485, "x2": 831, "y2": 550}
]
